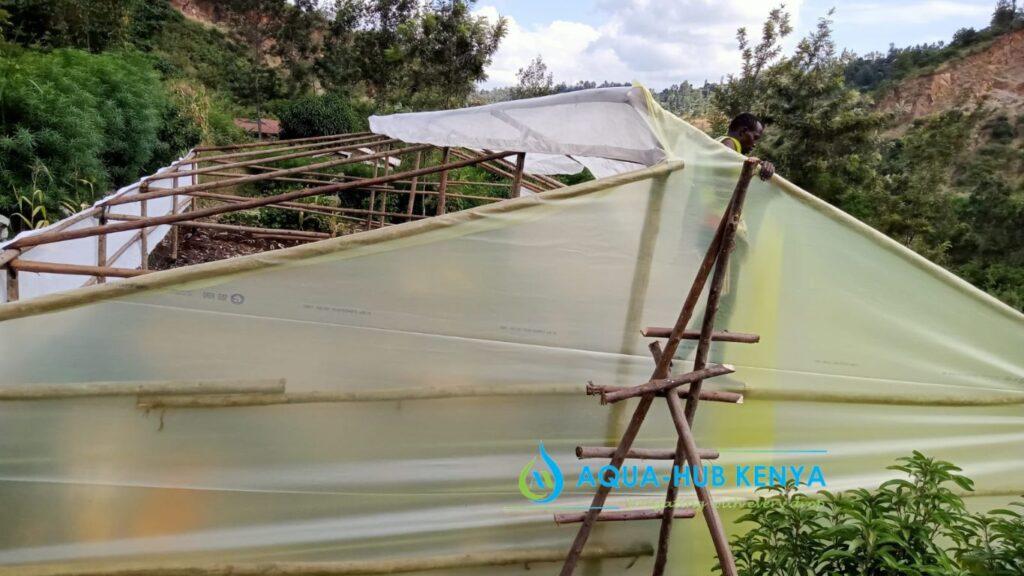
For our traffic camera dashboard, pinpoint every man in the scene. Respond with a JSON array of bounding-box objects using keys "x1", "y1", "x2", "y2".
[{"x1": 720, "y1": 113, "x2": 775, "y2": 181}]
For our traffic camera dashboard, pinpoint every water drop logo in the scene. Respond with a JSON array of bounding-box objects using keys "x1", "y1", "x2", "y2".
[{"x1": 518, "y1": 442, "x2": 564, "y2": 504}]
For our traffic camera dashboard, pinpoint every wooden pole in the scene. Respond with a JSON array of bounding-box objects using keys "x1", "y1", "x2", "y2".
[
  {"x1": 559, "y1": 162, "x2": 746, "y2": 576},
  {"x1": 194, "y1": 131, "x2": 373, "y2": 152},
  {"x1": 175, "y1": 221, "x2": 330, "y2": 239},
  {"x1": 378, "y1": 145, "x2": 392, "y2": 227},
  {"x1": 10, "y1": 150, "x2": 515, "y2": 249},
  {"x1": 576, "y1": 446, "x2": 719, "y2": 460},
  {"x1": 406, "y1": 151, "x2": 422, "y2": 219},
  {"x1": 586, "y1": 382, "x2": 743, "y2": 405},
  {"x1": 171, "y1": 176, "x2": 181, "y2": 261},
  {"x1": 139, "y1": 199, "x2": 149, "y2": 270},
  {"x1": 511, "y1": 152, "x2": 526, "y2": 198},
  {"x1": 599, "y1": 364, "x2": 734, "y2": 404},
  {"x1": 366, "y1": 143, "x2": 379, "y2": 230},
  {"x1": 186, "y1": 133, "x2": 382, "y2": 166},
  {"x1": 555, "y1": 508, "x2": 696, "y2": 525},
  {"x1": 642, "y1": 328, "x2": 759, "y2": 343},
  {"x1": 9, "y1": 260, "x2": 149, "y2": 278},
  {"x1": 113, "y1": 139, "x2": 402, "y2": 202},
  {"x1": 4, "y1": 268, "x2": 17, "y2": 302},
  {"x1": 437, "y1": 147, "x2": 451, "y2": 215},
  {"x1": 651, "y1": 158, "x2": 758, "y2": 576},
  {"x1": 96, "y1": 208, "x2": 108, "y2": 284}
]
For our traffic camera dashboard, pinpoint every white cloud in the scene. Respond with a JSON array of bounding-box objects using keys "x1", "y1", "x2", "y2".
[
  {"x1": 834, "y1": 1, "x2": 991, "y2": 25},
  {"x1": 476, "y1": 0, "x2": 806, "y2": 90}
]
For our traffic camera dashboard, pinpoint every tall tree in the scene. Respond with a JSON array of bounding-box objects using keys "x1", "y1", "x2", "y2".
[{"x1": 512, "y1": 55, "x2": 553, "y2": 100}]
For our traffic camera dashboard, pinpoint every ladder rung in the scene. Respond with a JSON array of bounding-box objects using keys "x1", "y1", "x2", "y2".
[
  {"x1": 586, "y1": 382, "x2": 743, "y2": 405},
  {"x1": 599, "y1": 364, "x2": 735, "y2": 405},
  {"x1": 554, "y1": 508, "x2": 696, "y2": 525},
  {"x1": 575, "y1": 446, "x2": 719, "y2": 460},
  {"x1": 642, "y1": 327, "x2": 759, "y2": 343}
]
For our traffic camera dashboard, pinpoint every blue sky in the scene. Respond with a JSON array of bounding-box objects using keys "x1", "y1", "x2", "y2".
[{"x1": 475, "y1": 0, "x2": 998, "y2": 88}]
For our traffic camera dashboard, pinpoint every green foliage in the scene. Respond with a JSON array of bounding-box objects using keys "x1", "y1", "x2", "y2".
[
  {"x1": 276, "y1": 92, "x2": 369, "y2": 138},
  {"x1": 1, "y1": 0, "x2": 142, "y2": 52},
  {"x1": 511, "y1": 55, "x2": 553, "y2": 99},
  {"x1": 0, "y1": 47, "x2": 181, "y2": 229},
  {"x1": 713, "y1": 10, "x2": 886, "y2": 206},
  {"x1": 321, "y1": 0, "x2": 506, "y2": 109},
  {"x1": 726, "y1": 452, "x2": 1024, "y2": 576}
]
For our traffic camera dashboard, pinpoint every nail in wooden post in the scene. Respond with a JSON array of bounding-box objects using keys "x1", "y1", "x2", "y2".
[
  {"x1": 511, "y1": 152, "x2": 526, "y2": 198},
  {"x1": 437, "y1": 147, "x2": 451, "y2": 215},
  {"x1": 406, "y1": 151, "x2": 422, "y2": 220}
]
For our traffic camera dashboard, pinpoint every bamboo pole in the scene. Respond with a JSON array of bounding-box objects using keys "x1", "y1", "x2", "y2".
[
  {"x1": 450, "y1": 149, "x2": 545, "y2": 193},
  {"x1": 10, "y1": 149, "x2": 511, "y2": 250},
  {"x1": 599, "y1": 364, "x2": 735, "y2": 404},
  {"x1": 642, "y1": 328, "x2": 759, "y2": 343},
  {"x1": 576, "y1": 446, "x2": 719, "y2": 460},
  {"x1": 0, "y1": 249, "x2": 20, "y2": 267},
  {"x1": 0, "y1": 378, "x2": 285, "y2": 400},
  {"x1": 9, "y1": 260, "x2": 149, "y2": 278},
  {"x1": 0, "y1": 544, "x2": 652, "y2": 576},
  {"x1": 555, "y1": 508, "x2": 696, "y2": 525},
  {"x1": 194, "y1": 132, "x2": 372, "y2": 152},
  {"x1": 437, "y1": 147, "x2": 451, "y2": 215}
]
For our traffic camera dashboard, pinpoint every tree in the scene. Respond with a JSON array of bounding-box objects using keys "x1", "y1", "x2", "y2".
[
  {"x1": 216, "y1": 0, "x2": 291, "y2": 138},
  {"x1": 712, "y1": 9, "x2": 884, "y2": 208},
  {"x1": 990, "y1": 0, "x2": 1020, "y2": 32},
  {"x1": 512, "y1": 55, "x2": 553, "y2": 99}
]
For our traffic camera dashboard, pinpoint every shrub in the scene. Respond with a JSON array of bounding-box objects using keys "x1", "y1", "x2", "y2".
[
  {"x1": 276, "y1": 93, "x2": 368, "y2": 138},
  {"x1": 725, "y1": 452, "x2": 1024, "y2": 575},
  {"x1": 0, "y1": 47, "x2": 174, "y2": 230}
]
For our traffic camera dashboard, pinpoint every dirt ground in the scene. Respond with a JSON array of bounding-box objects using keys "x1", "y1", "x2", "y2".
[{"x1": 148, "y1": 227, "x2": 308, "y2": 270}]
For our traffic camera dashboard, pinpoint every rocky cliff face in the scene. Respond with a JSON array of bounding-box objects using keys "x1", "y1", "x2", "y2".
[{"x1": 878, "y1": 28, "x2": 1024, "y2": 122}]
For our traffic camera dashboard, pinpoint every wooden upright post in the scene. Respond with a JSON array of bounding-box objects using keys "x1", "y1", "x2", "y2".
[
  {"x1": 96, "y1": 208, "x2": 108, "y2": 284},
  {"x1": 4, "y1": 268, "x2": 17, "y2": 302},
  {"x1": 378, "y1": 145, "x2": 392, "y2": 227},
  {"x1": 437, "y1": 147, "x2": 451, "y2": 215},
  {"x1": 511, "y1": 152, "x2": 526, "y2": 198},
  {"x1": 406, "y1": 151, "x2": 422, "y2": 220},
  {"x1": 139, "y1": 199, "x2": 149, "y2": 270},
  {"x1": 171, "y1": 176, "x2": 180, "y2": 261}
]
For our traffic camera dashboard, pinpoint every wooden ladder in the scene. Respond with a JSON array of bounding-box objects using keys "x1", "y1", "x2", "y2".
[{"x1": 558, "y1": 158, "x2": 763, "y2": 576}]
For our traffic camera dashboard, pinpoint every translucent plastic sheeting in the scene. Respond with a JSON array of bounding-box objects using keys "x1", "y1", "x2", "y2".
[
  {"x1": 0, "y1": 157, "x2": 197, "y2": 302},
  {"x1": 370, "y1": 86, "x2": 663, "y2": 177},
  {"x1": 0, "y1": 86, "x2": 1022, "y2": 575}
]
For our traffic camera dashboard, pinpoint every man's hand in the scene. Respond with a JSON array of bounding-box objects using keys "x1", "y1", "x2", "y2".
[{"x1": 758, "y1": 161, "x2": 775, "y2": 181}]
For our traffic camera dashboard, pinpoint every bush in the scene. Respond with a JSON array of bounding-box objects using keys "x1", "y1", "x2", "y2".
[
  {"x1": 276, "y1": 93, "x2": 368, "y2": 138},
  {"x1": 0, "y1": 47, "x2": 176, "y2": 230},
  {"x1": 726, "y1": 452, "x2": 1024, "y2": 575}
]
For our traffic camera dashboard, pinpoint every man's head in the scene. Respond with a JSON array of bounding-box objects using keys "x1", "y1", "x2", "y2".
[{"x1": 727, "y1": 113, "x2": 765, "y2": 154}]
